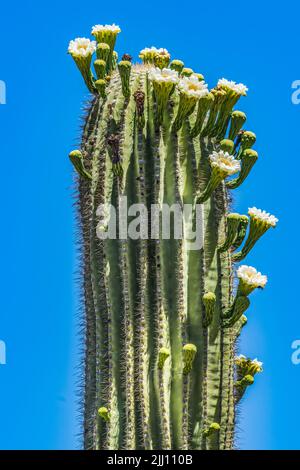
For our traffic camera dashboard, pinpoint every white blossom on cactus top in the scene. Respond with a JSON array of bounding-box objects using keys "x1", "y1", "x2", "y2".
[
  {"x1": 237, "y1": 265, "x2": 267, "y2": 289},
  {"x1": 140, "y1": 46, "x2": 169, "y2": 55},
  {"x1": 149, "y1": 67, "x2": 179, "y2": 84},
  {"x1": 252, "y1": 358, "x2": 263, "y2": 370},
  {"x1": 248, "y1": 207, "x2": 278, "y2": 227},
  {"x1": 156, "y1": 48, "x2": 170, "y2": 57},
  {"x1": 91, "y1": 24, "x2": 121, "y2": 34},
  {"x1": 68, "y1": 38, "x2": 96, "y2": 57},
  {"x1": 178, "y1": 75, "x2": 209, "y2": 99},
  {"x1": 140, "y1": 46, "x2": 157, "y2": 55},
  {"x1": 235, "y1": 354, "x2": 247, "y2": 360},
  {"x1": 235, "y1": 355, "x2": 263, "y2": 371},
  {"x1": 218, "y1": 78, "x2": 248, "y2": 96},
  {"x1": 209, "y1": 150, "x2": 241, "y2": 175}
]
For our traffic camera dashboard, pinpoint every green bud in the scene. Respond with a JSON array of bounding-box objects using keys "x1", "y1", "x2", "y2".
[
  {"x1": 203, "y1": 422, "x2": 220, "y2": 437},
  {"x1": 94, "y1": 59, "x2": 106, "y2": 79},
  {"x1": 203, "y1": 292, "x2": 216, "y2": 327},
  {"x1": 235, "y1": 130, "x2": 256, "y2": 159},
  {"x1": 181, "y1": 67, "x2": 194, "y2": 77},
  {"x1": 170, "y1": 59, "x2": 184, "y2": 73},
  {"x1": 118, "y1": 60, "x2": 132, "y2": 98},
  {"x1": 235, "y1": 374, "x2": 255, "y2": 402},
  {"x1": 98, "y1": 406, "x2": 110, "y2": 422},
  {"x1": 158, "y1": 347, "x2": 170, "y2": 369},
  {"x1": 69, "y1": 150, "x2": 91, "y2": 180},
  {"x1": 228, "y1": 111, "x2": 246, "y2": 140},
  {"x1": 96, "y1": 42, "x2": 110, "y2": 62},
  {"x1": 95, "y1": 79, "x2": 106, "y2": 98},
  {"x1": 220, "y1": 139, "x2": 235, "y2": 154},
  {"x1": 183, "y1": 344, "x2": 197, "y2": 374},
  {"x1": 236, "y1": 374, "x2": 254, "y2": 388}
]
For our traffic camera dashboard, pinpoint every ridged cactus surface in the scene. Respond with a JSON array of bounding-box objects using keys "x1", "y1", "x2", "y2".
[{"x1": 68, "y1": 24, "x2": 278, "y2": 450}]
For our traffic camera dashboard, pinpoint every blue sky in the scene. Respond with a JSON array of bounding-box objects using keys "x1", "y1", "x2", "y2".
[{"x1": 0, "y1": 0, "x2": 299, "y2": 450}]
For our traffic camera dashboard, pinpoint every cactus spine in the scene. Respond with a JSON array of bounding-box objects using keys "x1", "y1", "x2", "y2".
[{"x1": 68, "y1": 25, "x2": 278, "y2": 450}]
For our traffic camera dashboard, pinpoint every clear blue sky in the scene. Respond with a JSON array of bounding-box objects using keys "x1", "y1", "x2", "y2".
[{"x1": 0, "y1": 0, "x2": 299, "y2": 450}]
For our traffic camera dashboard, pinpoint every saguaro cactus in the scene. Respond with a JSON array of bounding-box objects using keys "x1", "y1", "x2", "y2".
[{"x1": 68, "y1": 24, "x2": 278, "y2": 450}]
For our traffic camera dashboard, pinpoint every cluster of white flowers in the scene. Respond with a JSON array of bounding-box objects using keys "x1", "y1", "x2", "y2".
[
  {"x1": 148, "y1": 67, "x2": 178, "y2": 84},
  {"x1": 91, "y1": 24, "x2": 121, "y2": 34},
  {"x1": 235, "y1": 355, "x2": 263, "y2": 371},
  {"x1": 209, "y1": 150, "x2": 241, "y2": 175},
  {"x1": 252, "y1": 358, "x2": 263, "y2": 370},
  {"x1": 248, "y1": 207, "x2": 278, "y2": 227},
  {"x1": 178, "y1": 75, "x2": 209, "y2": 99},
  {"x1": 140, "y1": 46, "x2": 170, "y2": 57},
  {"x1": 68, "y1": 38, "x2": 96, "y2": 58},
  {"x1": 237, "y1": 265, "x2": 268, "y2": 288},
  {"x1": 218, "y1": 78, "x2": 248, "y2": 96}
]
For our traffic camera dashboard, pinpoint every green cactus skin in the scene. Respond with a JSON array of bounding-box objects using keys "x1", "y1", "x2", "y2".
[{"x1": 69, "y1": 25, "x2": 277, "y2": 450}]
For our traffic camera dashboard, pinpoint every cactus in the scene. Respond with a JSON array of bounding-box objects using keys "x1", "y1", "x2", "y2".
[{"x1": 68, "y1": 24, "x2": 278, "y2": 450}]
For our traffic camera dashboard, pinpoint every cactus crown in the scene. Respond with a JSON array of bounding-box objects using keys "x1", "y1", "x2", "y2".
[{"x1": 68, "y1": 23, "x2": 277, "y2": 450}]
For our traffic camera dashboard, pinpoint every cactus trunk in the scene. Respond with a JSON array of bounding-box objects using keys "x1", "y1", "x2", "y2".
[{"x1": 69, "y1": 26, "x2": 276, "y2": 450}]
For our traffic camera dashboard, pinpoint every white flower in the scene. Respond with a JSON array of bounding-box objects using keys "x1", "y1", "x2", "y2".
[
  {"x1": 235, "y1": 355, "x2": 263, "y2": 373},
  {"x1": 178, "y1": 75, "x2": 209, "y2": 99},
  {"x1": 252, "y1": 358, "x2": 263, "y2": 369},
  {"x1": 218, "y1": 78, "x2": 248, "y2": 96},
  {"x1": 140, "y1": 46, "x2": 158, "y2": 55},
  {"x1": 156, "y1": 48, "x2": 170, "y2": 57},
  {"x1": 140, "y1": 46, "x2": 169, "y2": 56},
  {"x1": 91, "y1": 24, "x2": 121, "y2": 34},
  {"x1": 209, "y1": 150, "x2": 241, "y2": 175},
  {"x1": 248, "y1": 207, "x2": 278, "y2": 227},
  {"x1": 236, "y1": 354, "x2": 247, "y2": 360},
  {"x1": 68, "y1": 38, "x2": 96, "y2": 57},
  {"x1": 148, "y1": 67, "x2": 178, "y2": 84},
  {"x1": 237, "y1": 265, "x2": 267, "y2": 288}
]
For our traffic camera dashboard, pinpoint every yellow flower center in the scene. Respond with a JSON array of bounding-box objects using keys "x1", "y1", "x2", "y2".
[{"x1": 188, "y1": 83, "x2": 200, "y2": 91}]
